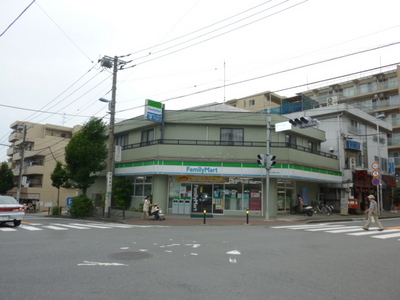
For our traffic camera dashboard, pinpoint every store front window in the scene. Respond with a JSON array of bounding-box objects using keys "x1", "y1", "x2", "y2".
[
  {"x1": 169, "y1": 176, "x2": 262, "y2": 214},
  {"x1": 131, "y1": 176, "x2": 152, "y2": 197}
]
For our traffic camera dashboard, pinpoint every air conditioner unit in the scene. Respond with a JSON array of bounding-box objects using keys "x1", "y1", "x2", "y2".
[
  {"x1": 349, "y1": 157, "x2": 356, "y2": 169},
  {"x1": 326, "y1": 96, "x2": 338, "y2": 106}
]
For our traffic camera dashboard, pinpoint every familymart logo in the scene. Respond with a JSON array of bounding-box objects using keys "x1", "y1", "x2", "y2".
[{"x1": 186, "y1": 166, "x2": 219, "y2": 174}]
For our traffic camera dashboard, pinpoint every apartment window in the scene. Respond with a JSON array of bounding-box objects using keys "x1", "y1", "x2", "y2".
[
  {"x1": 141, "y1": 129, "x2": 154, "y2": 146},
  {"x1": 349, "y1": 119, "x2": 364, "y2": 135},
  {"x1": 308, "y1": 141, "x2": 317, "y2": 153},
  {"x1": 115, "y1": 134, "x2": 128, "y2": 146},
  {"x1": 249, "y1": 99, "x2": 255, "y2": 106},
  {"x1": 132, "y1": 176, "x2": 152, "y2": 197},
  {"x1": 374, "y1": 156, "x2": 388, "y2": 172},
  {"x1": 221, "y1": 128, "x2": 244, "y2": 146},
  {"x1": 285, "y1": 134, "x2": 297, "y2": 148}
]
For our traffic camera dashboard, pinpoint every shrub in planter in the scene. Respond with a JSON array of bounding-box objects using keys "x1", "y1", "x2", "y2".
[
  {"x1": 69, "y1": 194, "x2": 93, "y2": 218},
  {"x1": 52, "y1": 206, "x2": 60, "y2": 216}
]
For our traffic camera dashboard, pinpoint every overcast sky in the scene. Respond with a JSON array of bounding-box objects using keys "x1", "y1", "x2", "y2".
[{"x1": 1, "y1": 0, "x2": 400, "y2": 162}]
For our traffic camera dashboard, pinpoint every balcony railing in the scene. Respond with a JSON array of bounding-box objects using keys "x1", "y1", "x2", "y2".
[
  {"x1": 121, "y1": 139, "x2": 338, "y2": 159},
  {"x1": 388, "y1": 138, "x2": 400, "y2": 147}
]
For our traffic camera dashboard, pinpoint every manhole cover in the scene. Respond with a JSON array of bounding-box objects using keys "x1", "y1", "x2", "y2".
[{"x1": 108, "y1": 251, "x2": 153, "y2": 261}]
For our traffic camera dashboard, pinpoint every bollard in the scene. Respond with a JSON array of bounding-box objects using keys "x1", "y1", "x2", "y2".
[
  {"x1": 246, "y1": 210, "x2": 249, "y2": 224},
  {"x1": 203, "y1": 210, "x2": 207, "y2": 225}
]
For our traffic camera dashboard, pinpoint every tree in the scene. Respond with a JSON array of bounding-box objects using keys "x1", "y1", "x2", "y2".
[
  {"x1": 0, "y1": 162, "x2": 14, "y2": 194},
  {"x1": 50, "y1": 160, "x2": 68, "y2": 208},
  {"x1": 112, "y1": 178, "x2": 133, "y2": 209},
  {"x1": 64, "y1": 117, "x2": 108, "y2": 195}
]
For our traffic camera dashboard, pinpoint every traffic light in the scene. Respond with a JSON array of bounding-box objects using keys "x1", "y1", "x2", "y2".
[
  {"x1": 289, "y1": 116, "x2": 319, "y2": 129},
  {"x1": 267, "y1": 155, "x2": 276, "y2": 168},
  {"x1": 257, "y1": 154, "x2": 265, "y2": 166}
]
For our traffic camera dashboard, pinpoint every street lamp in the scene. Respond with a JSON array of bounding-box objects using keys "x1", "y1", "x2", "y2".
[{"x1": 376, "y1": 113, "x2": 385, "y2": 216}]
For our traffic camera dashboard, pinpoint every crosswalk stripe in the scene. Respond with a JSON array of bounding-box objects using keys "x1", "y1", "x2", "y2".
[
  {"x1": 21, "y1": 225, "x2": 43, "y2": 231},
  {"x1": 305, "y1": 225, "x2": 346, "y2": 231},
  {"x1": 272, "y1": 224, "x2": 400, "y2": 241},
  {"x1": 371, "y1": 232, "x2": 400, "y2": 239},
  {"x1": 50, "y1": 223, "x2": 90, "y2": 229},
  {"x1": 324, "y1": 227, "x2": 364, "y2": 233},
  {"x1": 271, "y1": 224, "x2": 325, "y2": 229},
  {"x1": 0, "y1": 227, "x2": 17, "y2": 231},
  {"x1": 69, "y1": 223, "x2": 113, "y2": 229},
  {"x1": 348, "y1": 229, "x2": 400, "y2": 236},
  {"x1": 42, "y1": 225, "x2": 68, "y2": 230}
]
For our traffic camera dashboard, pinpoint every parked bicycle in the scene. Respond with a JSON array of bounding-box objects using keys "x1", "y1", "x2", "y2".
[{"x1": 312, "y1": 201, "x2": 333, "y2": 216}]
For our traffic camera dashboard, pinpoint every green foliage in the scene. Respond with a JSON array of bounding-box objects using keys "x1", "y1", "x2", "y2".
[
  {"x1": 394, "y1": 187, "x2": 400, "y2": 205},
  {"x1": 0, "y1": 162, "x2": 14, "y2": 194},
  {"x1": 112, "y1": 178, "x2": 133, "y2": 209},
  {"x1": 50, "y1": 161, "x2": 68, "y2": 207},
  {"x1": 64, "y1": 117, "x2": 108, "y2": 194},
  {"x1": 69, "y1": 194, "x2": 93, "y2": 218},
  {"x1": 51, "y1": 206, "x2": 60, "y2": 216}
]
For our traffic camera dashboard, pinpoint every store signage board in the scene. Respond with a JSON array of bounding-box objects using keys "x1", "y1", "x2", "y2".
[{"x1": 145, "y1": 99, "x2": 163, "y2": 122}]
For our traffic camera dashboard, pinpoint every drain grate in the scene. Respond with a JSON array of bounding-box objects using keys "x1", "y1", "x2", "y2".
[{"x1": 108, "y1": 251, "x2": 153, "y2": 261}]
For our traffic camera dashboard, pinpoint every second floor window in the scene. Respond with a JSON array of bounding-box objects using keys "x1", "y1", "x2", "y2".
[
  {"x1": 115, "y1": 134, "x2": 128, "y2": 146},
  {"x1": 221, "y1": 128, "x2": 244, "y2": 146},
  {"x1": 308, "y1": 141, "x2": 317, "y2": 153},
  {"x1": 285, "y1": 134, "x2": 297, "y2": 148},
  {"x1": 141, "y1": 129, "x2": 154, "y2": 146}
]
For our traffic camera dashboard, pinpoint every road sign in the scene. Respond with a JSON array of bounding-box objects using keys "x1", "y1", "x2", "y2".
[
  {"x1": 372, "y1": 178, "x2": 381, "y2": 186},
  {"x1": 371, "y1": 162, "x2": 380, "y2": 170},
  {"x1": 372, "y1": 170, "x2": 380, "y2": 178}
]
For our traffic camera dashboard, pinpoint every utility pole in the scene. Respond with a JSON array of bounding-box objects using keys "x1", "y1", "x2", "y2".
[
  {"x1": 103, "y1": 56, "x2": 118, "y2": 218},
  {"x1": 265, "y1": 111, "x2": 271, "y2": 220},
  {"x1": 16, "y1": 124, "x2": 27, "y2": 203}
]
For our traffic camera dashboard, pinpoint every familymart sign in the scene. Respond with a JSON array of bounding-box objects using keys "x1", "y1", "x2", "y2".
[{"x1": 145, "y1": 99, "x2": 164, "y2": 122}]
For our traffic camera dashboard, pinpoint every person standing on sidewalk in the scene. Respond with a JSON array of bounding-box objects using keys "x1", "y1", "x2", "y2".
[
  {"x1": 297, "y1": 194, "x2": 304, "y2": 213},
  {"x1": 141, "y1": 195, "x2": 152, "y2": 220},
  {"x1": 363, "y1": 195, "x2": 384, "y2": 231}
]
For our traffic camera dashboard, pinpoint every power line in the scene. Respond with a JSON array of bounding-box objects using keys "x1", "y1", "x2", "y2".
[
  {"x1": 0, "y1": 0, "x2": 36, "y2": 37},
  {"x1": 121, "y1": 0, "x2": 308, "y2": 70},
  {"x1": 34, "y1": 1, "x2": 94, "y2": 63}
]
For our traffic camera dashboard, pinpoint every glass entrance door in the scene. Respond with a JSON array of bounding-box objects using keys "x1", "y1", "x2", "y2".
[{"x1": 192, "y1": 184, "x2": 213, "y2": 213}]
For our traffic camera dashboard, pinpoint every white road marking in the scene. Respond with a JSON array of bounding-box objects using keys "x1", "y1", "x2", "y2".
[
  {"x1": 78, "y1": 261, "x2": 128, "y2": 266},
  {"x1": 42, "y1": 225, "x2": 68, "y2": 230},
  {"x1": 20, "y1": 225, "x2": 43, "y2": 231},
  {"x1": 371, "y1": 232, "x2": 400, "y2": 239},
  {"x1": 0, "y1": 227, "x2": 17, "y2": 231},
  {"x1": 50, "y1": 223, "x2": 90, "y2": 229}
]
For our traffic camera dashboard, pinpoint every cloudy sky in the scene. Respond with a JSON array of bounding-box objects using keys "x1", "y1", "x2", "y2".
[{"x1": 1, "y1": 0, "x2": 399, "y2": 161}]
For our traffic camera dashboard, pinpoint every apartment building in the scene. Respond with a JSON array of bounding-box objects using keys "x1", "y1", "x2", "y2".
[
  {"x1": 284, "y1": 103, "x2": 393, "y2": 211},
  {"x1": 225, "y1": 91, "x2": 283, "y2": 112},
  {"x1": 301, "y1": 65, "x2": 400, "y2": 178},
  {"x1": 7, "y1": 121, "x2": 80, "y2": 210}
]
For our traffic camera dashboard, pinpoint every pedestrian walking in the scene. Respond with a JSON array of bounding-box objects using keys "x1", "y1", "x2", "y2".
[
  {"x1": 363, "y1": 195, "x2": 384, "y2": 231},
  {"x1": 297, "y1": 194, "x2": 303, "y2": 212},
  {"x1": 141, "y1": 195, "x2": 152, "y2": 220}
]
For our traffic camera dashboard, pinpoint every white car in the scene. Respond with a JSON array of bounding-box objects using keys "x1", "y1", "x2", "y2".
[{"x1": 0, "y1": 195, "x2": 25, "y2": 227}]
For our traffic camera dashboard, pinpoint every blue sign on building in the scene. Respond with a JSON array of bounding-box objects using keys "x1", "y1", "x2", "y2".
[{"x1": 346, "y1": 141, "x2": 362, "y2": 151}]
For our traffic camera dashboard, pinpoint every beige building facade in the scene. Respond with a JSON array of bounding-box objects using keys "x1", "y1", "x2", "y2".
[{"x1": 7, "y1": 121, "x2": 80, "y2": 210}]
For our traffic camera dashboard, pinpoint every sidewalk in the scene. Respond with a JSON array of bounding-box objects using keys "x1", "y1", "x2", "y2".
[
  {"x1": 120, "y1": 210, "x2": 400, "y2": 226},
  {"x1": 38, "y1": 210, "x2": 400, "y2": 226}
]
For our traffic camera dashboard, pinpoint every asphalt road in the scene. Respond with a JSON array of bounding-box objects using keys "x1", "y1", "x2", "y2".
[{"x1": 1, "y1": 215, "x2": 400, "y2": 300}]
